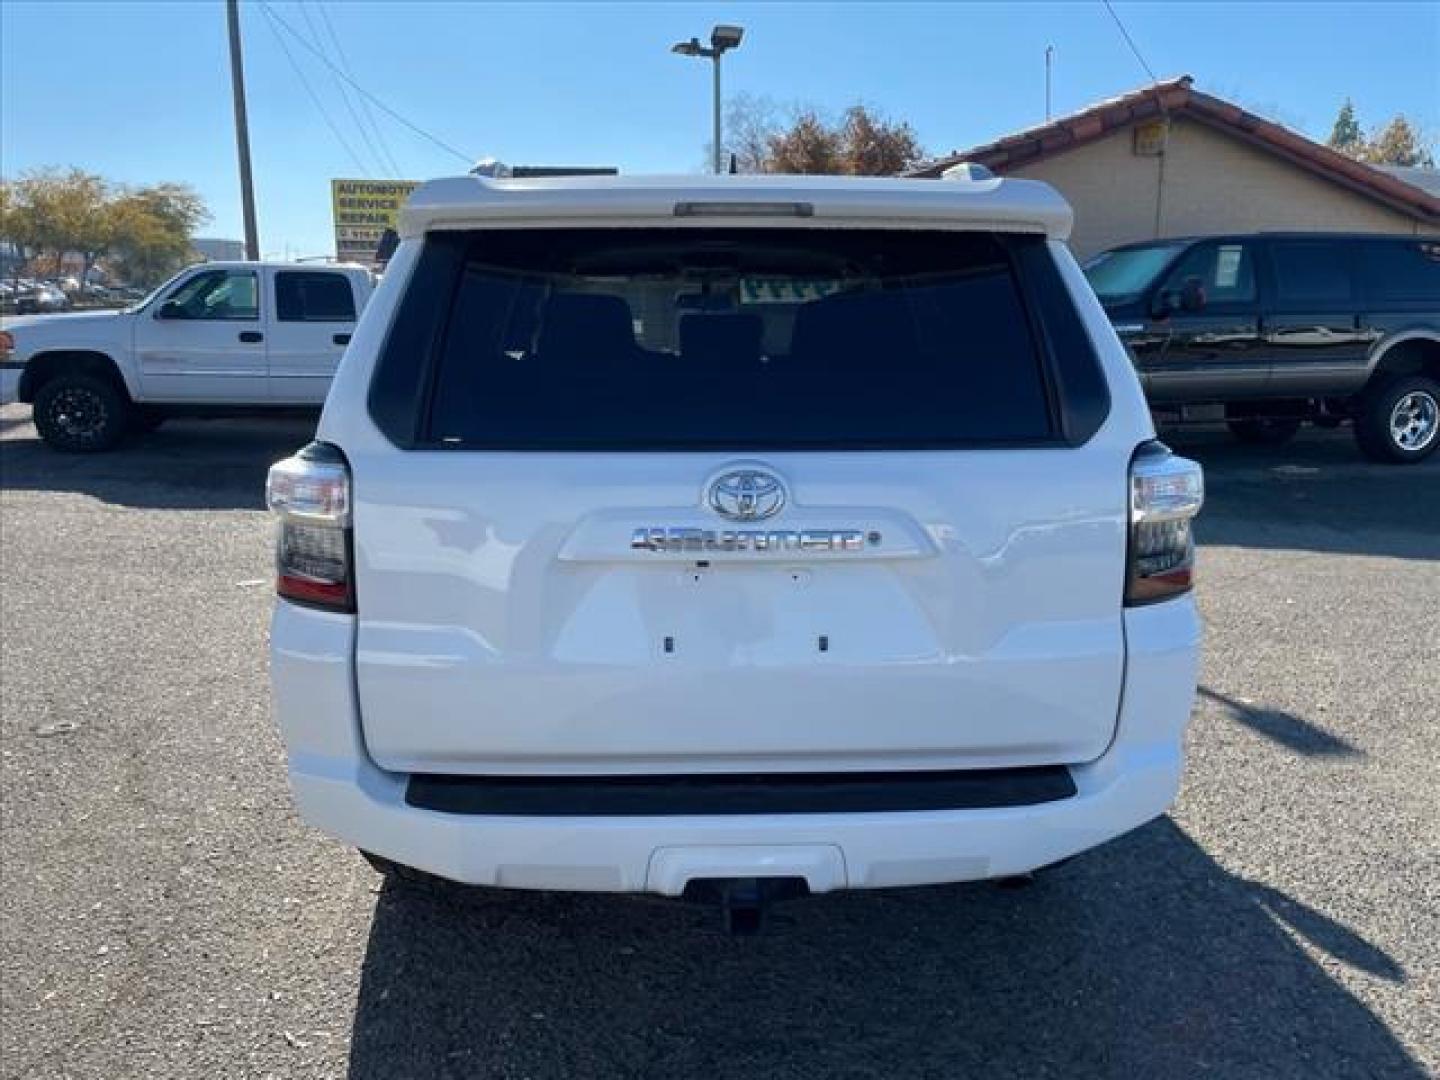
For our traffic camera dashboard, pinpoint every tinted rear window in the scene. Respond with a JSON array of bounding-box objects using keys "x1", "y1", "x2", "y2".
[
  {"x1": 419, "y1": 229, "x2": 1057, "y2": 450},
  {"x1": 1360, "y1": 240, "x2": 1440, "y2": 303},
  {"x1": 275, "y1": 271, "x2": 356, "y2": 322}
]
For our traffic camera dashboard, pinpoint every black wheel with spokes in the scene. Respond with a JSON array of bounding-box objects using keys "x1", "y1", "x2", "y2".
[{"x1": 32, "y1": 374, "x2": 132, "y2": 452}]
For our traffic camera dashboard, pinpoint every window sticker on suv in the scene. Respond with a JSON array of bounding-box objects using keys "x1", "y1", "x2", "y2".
[{"x1": 738, "y1": 278, "x2": 846, "y2": 304}]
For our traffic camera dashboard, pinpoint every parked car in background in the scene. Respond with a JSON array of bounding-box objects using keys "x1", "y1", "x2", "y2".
[
  {"x1": 14, "y1": 284, "x2": 71, "y2": 315},
  {"x1": 0, "y1": 261, "x2": 374, "y2": 450},
  {"x1": 1085, "y1": 233, "x2": 1440, "y2": 462},
  {"x1": 267, "y1": 171, "x2": 1204, "y2": 912}
]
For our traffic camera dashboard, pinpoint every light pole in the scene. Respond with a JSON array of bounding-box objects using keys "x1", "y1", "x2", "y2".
[{"x1": 672, "y1": 25, "x2": 744, "y2": 174}]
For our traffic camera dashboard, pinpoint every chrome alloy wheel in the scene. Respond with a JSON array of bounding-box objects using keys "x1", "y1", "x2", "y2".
[{"x1": 1389, "y1": 390, "x2": 1438, "y2": 452}]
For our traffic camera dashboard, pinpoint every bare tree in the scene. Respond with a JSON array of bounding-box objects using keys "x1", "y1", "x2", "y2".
[
  {"x1": 712, "y1": 101, "x2": 928, "y2": 176},
  {"x1": 721, "y1": 93, "x2": 782, "y2": 174},
  {"x1": 837, "y1": 106, "x2": 925, "y2": 176}
]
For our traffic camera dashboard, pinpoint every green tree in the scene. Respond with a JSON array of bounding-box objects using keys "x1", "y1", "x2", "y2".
[
  {"x1": 2, "y1": 169, "x2": 111, "y2": 286},
  {"x1": 0, "y1": 168, "x2": 209, "y2": 290},
  {"x1": 109, "y1": 184, "x2": 210, "y2": 286},
  {"x1": 1360, "y1": 116, "x2": 1435, "y2": 167},
  {"x1": 1328, "y1": 98, "x2": 1364, "y2": 154},
  {"x1": 1326, "y1": 101, "x2": 1436, "y2": 168},
  {"x1": 0, "y1": 180, "x2": 45, "y2": 285}
]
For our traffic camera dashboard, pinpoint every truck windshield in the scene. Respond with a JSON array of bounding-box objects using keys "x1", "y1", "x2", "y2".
[
  {"x1": 125, "y1": 266, "x2": 196, "y2": 314},
  {"x1": 419, "y1": 228, "x2": 1058, "y2": 450},
  {"x1": 1083, "y1": 243, "x2": 1186, "y2": 304}
]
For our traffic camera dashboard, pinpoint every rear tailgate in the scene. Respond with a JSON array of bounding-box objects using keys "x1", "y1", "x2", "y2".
[{"x1": 348, "y1": 226, "x2": 1130, "y2": 774}]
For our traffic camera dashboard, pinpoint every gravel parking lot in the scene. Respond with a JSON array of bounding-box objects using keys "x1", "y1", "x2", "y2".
[{"x1": 1, "y1": 403, "x2": 1436, "y2": 1079}]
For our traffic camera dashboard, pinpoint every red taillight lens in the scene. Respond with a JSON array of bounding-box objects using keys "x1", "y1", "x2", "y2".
[
  {"x1": 1126, "y1": 442, "x2": 1204, "y2": 606},
  {"x1": 266, "y1": 443, "x2": 354, "y2": 612}
]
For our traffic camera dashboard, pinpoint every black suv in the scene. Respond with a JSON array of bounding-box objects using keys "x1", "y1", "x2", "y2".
[{"x1": 1085, "y1": 233, "x2": 1440, "y2": 463}]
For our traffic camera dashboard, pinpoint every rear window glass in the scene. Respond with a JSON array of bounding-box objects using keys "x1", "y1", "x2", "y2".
[
  {"x1": 1360, "y1": 240, "x2": 1440, "y2": 302},
  {"x1": 275, "y1": 271, "x2": 356, "y2": 322},
  {"x1": 423, "y1": 229, "x2": 1055, "y2": 449}
]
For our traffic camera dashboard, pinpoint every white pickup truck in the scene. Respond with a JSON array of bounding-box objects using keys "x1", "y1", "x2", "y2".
[{"x1": 0, "y1": 261, "x2": 374, "y2": 451}]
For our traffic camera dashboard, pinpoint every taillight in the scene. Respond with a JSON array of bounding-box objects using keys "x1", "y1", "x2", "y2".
[
  {"x1": 266, "y1": 442, "x2": 354, "y2": 612},
  {"x1": 1126, "y1": 441, "x2": 1204, "y2": 606}
]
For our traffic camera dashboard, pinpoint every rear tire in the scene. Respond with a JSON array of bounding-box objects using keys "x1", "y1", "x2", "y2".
[
  {"x1": 1354, "y1": 375, "x2": 1440, "y2": 464},
  {"x1": 1226, "y1": 416, "x2": 1301, "y2": 445},
  {"x1": 32, "y1": 374, "x2": 132, "y2": 452}
]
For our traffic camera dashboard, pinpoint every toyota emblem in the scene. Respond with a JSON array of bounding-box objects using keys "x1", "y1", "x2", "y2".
[{"x1": 707, "y1": 469, "x2": 786, "y2": 522}]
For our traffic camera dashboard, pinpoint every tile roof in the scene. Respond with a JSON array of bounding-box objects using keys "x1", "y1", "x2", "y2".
[{"x1": 908, "y1": 76, "x2": 1440, "y2": 224}]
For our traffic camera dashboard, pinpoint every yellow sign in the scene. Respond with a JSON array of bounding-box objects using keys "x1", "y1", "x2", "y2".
[{"x1": 331, "y1": 179, "x2": 420, "y2": 265}]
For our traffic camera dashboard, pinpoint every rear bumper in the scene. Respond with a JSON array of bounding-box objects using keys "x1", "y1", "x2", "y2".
[{"x1": 271, "y1": 599, "x2": 1200, "y2": 894}]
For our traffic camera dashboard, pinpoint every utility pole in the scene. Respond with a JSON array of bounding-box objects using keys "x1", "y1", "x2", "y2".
[
  {"x1": 227, "y1": 0, "x2": 260, "y2": 261},
  {"x1": 711, "y1": 50, "x2": 722, "y2": 175}
]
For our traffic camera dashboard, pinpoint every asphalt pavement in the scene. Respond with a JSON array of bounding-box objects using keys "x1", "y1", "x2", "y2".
[{"x1": 1, "y1": 406, "x2": 1436, "y2": 1079}]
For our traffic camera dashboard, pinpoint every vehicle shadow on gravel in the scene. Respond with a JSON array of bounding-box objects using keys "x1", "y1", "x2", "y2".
[
  {"x1": 0, "y1": 412, "x2": 316, "y2": 510},
  {"x1": 346, "y1": 817, "x2": 1420, "y2": 1080}
]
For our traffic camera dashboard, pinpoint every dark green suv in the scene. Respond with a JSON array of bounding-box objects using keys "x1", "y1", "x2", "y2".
[{"x1": 1085, "y1": 233, "x2": 1440, "y2": 463}]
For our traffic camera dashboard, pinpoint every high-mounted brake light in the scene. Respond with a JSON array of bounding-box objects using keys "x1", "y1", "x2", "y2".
[
  {"x1": 673, "y1": 201, "x2": 814, "y2": 218},
  {"x1": 1126, "y1": 442, "x2": 1204, "y2": 606},
  {"x1": 266, "y1": 442, "x2": 354, "y2": 612}
]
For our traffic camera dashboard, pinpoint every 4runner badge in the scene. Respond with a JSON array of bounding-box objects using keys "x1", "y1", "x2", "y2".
[{"x1": 630, "y1": 468, "x2": 877, "y2": 554}]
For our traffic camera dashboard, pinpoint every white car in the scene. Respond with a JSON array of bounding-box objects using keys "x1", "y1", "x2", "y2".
[
  {"x1": 0, "y1": 261, "x2": 374, "y2": 450},
  {"x1": 267, "y1": 171, "x2": 1203, "y2": 919}
]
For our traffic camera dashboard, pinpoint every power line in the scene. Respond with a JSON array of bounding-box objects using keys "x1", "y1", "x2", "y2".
[
  {"x1": 260, "y1": 1, "x2": 473, "y2": 165},
  {"x1": 259, "y1": 3, "x2": 370, "y2": 175},
  {"x1": 1101, "y1": 0, "x2": 1160, "y2": 86},
  {"x1": 315, "y1": 1, "x2": 405, "y2": 177},
  {"x1": 296, "y1": 0, "x2": 391, "y2": 177}
]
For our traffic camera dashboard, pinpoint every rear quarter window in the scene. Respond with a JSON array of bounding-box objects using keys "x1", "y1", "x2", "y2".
[
  {"x1": 1360, "y1": 240, "x2": 1440, "y2": 303},
  {"x1": 371, "y1": 228, "x2": 1108, "y2": 450}
]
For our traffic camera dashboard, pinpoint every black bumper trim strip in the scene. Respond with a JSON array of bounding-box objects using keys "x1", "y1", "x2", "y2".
[{"x1": 405, "y1": 766, "x2": 1077, "y2": 817}]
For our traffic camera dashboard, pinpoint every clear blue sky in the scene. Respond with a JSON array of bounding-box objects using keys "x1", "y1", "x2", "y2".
[{"x1": 3, "y1": 1, "x2": 1437, "y2": 258}]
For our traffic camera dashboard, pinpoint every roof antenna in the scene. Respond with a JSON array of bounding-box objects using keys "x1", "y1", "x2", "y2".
[
  {"x1": 728, "y1": 151, "x2": 739, "y2": 175},
  {"x1": 1045, "y1": 44, "x2": 1054, "y2": 121}
]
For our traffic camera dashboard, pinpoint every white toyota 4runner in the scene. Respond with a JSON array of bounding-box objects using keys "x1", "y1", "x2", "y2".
[
  {"x1": 0, "y1": 261, "x2": 373, "y2": 451},
  {"x1": 267, "y1": 172, "x2": 1204, "y2": 909}
]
